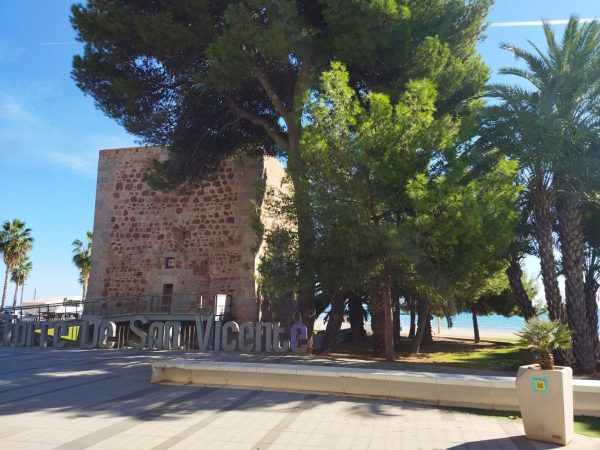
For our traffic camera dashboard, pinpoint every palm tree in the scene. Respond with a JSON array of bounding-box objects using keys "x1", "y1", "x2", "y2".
[
  {"x1": 0, "y1": 219, "x2": 33, "y2": 309},
  {"x1": 72, "y1": 231, "x2": 93, "y2": 301},
  {"x1": 517, "y1": 318, "x2": 572, "y2": 370},
  {"x1": 10, "y1": 258, "x2": 32, "y2": 308},
  {"x1": 481, "y1": 86, "x2": 565, "y2": 324},
  {"x1": 484, "y1": 17, "x2": 600, "y2": 373}
]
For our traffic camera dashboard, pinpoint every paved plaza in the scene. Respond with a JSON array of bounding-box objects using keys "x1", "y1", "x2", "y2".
[{"x1": 0, "y1": 348, "x2": 597, "y2": 449}]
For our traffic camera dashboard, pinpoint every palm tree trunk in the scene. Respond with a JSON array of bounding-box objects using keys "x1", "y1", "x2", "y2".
[
  {"x1": 419, "y1": 306, "x2": 433, "y2": 345},
  {"x1": 471, "y1": 304, "x2": 480, "y2": 343},
  {"x1": 506, "y1": 256, "x2": 536, "y2": 320},
  {"x1": 557, "y1": 192, "x2": 596, "y2": 373},
  {"x1": 532, "y1": 188, "x2": 566, "y2": 323},
  {"x1": 410, "y1": 298, "x2": 430, "y2": 354},
  {"x1": 12, "y1": 282, "x2": 19, "y2": 309},
  {"x1": 82, "y1": 277, "x2": 88, "y2": 302},
  {"x1": 584, "y1": 277, "x2": 599, "y2": 358},
  {"x1": 1, "y1": 267, "x2": 9, "y2": 309},
  {"x1": 584, "y1": 249, "x2": 599, "y2": 358}
]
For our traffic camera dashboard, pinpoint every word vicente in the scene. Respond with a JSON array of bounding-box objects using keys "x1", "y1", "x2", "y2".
[{"x1": 0, "y1": 314, "x2": 309, "y2": 353}]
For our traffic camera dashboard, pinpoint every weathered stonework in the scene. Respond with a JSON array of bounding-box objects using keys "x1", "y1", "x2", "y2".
[{"x1": 88, "y1": 146, "x2": 285, "y2": 323}]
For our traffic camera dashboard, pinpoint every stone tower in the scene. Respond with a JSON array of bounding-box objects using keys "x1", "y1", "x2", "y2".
[{"x1": 88, "y1": 146, "x2": 286, "y2": 324}]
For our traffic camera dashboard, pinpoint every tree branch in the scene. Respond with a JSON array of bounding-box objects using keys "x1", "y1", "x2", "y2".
[
  {"x1": 226, "y1": 95, "x2": 288, "y2": 149},
  {"x1": 254, "y1": 67, "x2": 291, "y2": 124},
  {"x1": 293, "y1": 56, "x2": 314, "y2": 117}
]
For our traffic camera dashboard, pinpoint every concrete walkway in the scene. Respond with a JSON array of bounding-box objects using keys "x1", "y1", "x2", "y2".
[{"x1": 0, "y1": 348, "x2": 597, "y2": 449}]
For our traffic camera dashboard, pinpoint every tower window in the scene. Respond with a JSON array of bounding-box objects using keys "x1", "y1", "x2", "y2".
[{"x1": 164, "y1": 257, "x2": 175, "y2": 269}]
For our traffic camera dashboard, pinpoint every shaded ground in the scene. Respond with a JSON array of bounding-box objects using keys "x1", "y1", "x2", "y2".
[{"x1": 0, "y1": 347, "x2": 598, "y2": 449}]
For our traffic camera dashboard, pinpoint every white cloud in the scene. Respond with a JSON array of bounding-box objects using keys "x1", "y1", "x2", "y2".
[
  {"x1": 46, "y1": 151, "x2": 97, "y2": 177},
  {"x1": 490, "y1": 18, "x2": 599, "y2": 28},
  {"x1": 0, "y1": 94, "x2": 36, "y2": 123},
  {"x1": 0, "y1": 40, "x2": 25, "y2": 62},
  {"x1": 0, "y1": 87, "x2": 134, "y2": 177}
]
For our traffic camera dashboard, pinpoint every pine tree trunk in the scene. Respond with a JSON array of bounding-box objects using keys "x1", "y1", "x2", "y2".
[
  {"x1": 286, "y1": 132, "x2": 316, "y2": 352},
  {"x1": 419, "y1": 314, "x2": 433, "y2": 345},
  {"x1": 12, "y1": 282, "x2": 19, "y2": 309},
  {"x1": 410, "y1": 298, "x2": 430, "y2": 354},
  {"x1": 1, "y1": 267, "x2": 9, "y2": 309},
  {"x1": 370, "y1": 286, "x2": 385, "y2": 357},
  {"x1": 392, "y1": 292, "x2": 400, "y2": 347},
  {"x1": 370, "y1": 281, "x2": 395, "y2": 360},
  {"x1": 382, "y1": 279, "x2": 395, "y2": 361},
  {"x1": 319, "y1": 293, "x2": 344, "y2": 354},
  {"x1": 471, "y1": 304, "x2": 480, "y2": 343},
  {"x1": 348, "y1": 293, "x2": 366, "y2": 344},
  {"x1": 557, "y1": 192, "x2": 596, "y2": 374},
  {"x1": 408, "y1": 299, "x2": 416, "y2": 339},
  {"x1": 531, "y1": 187, "x2": 566, "y2": 323},
  {"x1": 506, "y1": 257, "x2": 536, "y2": 320}
]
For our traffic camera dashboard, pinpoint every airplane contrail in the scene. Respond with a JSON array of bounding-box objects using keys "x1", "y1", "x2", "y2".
[
  {"x1": 38, "y1": 42, "x2": 78, "y2": 46},
  {"x1": 490, "y1": 18, "x2": 599, "y2": 28}
]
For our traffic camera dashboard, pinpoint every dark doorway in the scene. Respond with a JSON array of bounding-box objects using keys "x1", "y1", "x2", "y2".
[{"x1": 161, "y1": 283, "x2": 174, "y2": 312}]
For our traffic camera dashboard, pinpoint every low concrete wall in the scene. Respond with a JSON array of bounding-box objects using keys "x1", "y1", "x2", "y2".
[{"x1": 150, "y1": 360, "x2": 600, "y2": 417}]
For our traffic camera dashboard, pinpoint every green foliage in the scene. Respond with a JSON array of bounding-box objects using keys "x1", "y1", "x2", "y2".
[
  {"x1": 301, "y1": 62, "x2": 455, "y2": 298},
  {"x1": 298, "y1": 61, "x2": 520, "y2": 325},
  {"x1": 404, "y1": 155, "x2": 521, "y2": 298},
  {"x1": 0, "y1": 218, "x2": 34, "y2": 307},
  {"x1": 253, "y1": 176, "x2": 299, "y2": 303},
  {"x1": 72, "y1": 232, "x2": 93, "y2": 297},
  {"x1": 482, "y1": 16, "x2": 600, "y2": 194},
  {"x1": 10, "y1": 259, "x2": 33, "y2": 286},
  {"x1": 71, "y1": 0, "x2": 493, "y2": 186},
  {"x1": 0, "y1": 219, "x2": 34, "y2": 270},
  {"x1": 72, "y1": 231, "x2": 93, "y2": 275},
  {"x1": 256, "y1": 226, "x2": 299, "y2": 303},
  {"x1": 473, "y1": 271, "x2": 523, "y2": 317},
  {"x1": 517, "y1": 318, "x2": 572, "y2": 354}
]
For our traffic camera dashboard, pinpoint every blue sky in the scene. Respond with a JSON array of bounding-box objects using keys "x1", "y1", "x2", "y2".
[{"x1": 0, "y1": 1, "x2": 598, "y2": 302}]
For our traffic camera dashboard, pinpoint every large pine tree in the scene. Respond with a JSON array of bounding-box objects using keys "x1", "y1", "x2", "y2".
[{"x1": 71, "y1": 0, "x2": 492, "y2": 345}]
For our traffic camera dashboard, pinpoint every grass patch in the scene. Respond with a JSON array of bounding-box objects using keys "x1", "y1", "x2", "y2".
[
  {"x1": 574, "y1": 416, "x2": 600, "y2": 438},
  {"x1": 444, "y1": 406, "x2": 600, "y2": 438},
  {"x1": 327, "y1": 333, "x2": 525, "y2": 372},
  {"x1": 423, "y1": 345, "x2": 522, "y2": 371}
]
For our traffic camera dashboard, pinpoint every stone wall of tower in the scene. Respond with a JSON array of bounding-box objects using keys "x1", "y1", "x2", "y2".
[{"x1": 88, "y1": 146, "x2": 281, "y2": 323}]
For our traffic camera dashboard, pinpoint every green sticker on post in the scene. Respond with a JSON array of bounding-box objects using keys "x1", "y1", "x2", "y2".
[{"x1": 531, "y1": 376, "x2": 549, "y2": 393}]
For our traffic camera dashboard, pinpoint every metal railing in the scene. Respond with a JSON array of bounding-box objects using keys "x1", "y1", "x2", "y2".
[{"x1": 0, "y1": 293, "x2": 232, "y2": 322}]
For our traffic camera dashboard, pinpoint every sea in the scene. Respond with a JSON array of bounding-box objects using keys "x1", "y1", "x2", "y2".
[
  {"x1": 317, "y1": 310, "x2": 600, "y2": 337},
  {"x1": 398, "y1": 312, "x2": 600, "y2": 337}
]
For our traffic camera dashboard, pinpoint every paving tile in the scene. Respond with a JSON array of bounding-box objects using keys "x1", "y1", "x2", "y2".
[{"x1": 0, "y1": 348, "x2": 598, "y2": 450}]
